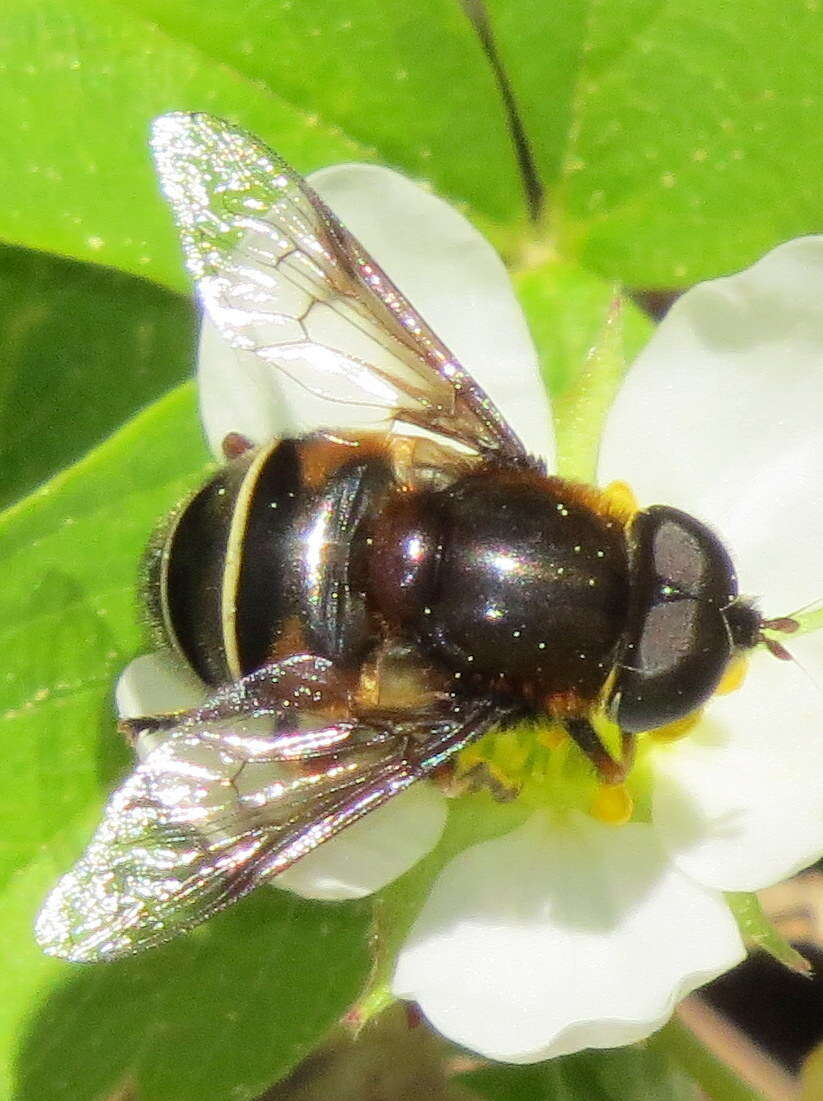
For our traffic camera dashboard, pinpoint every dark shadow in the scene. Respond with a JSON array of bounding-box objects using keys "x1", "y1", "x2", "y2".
[
  {"x1": 705, "y1": 944, "x2": 823, "y2": 1073},
  {"x1": 0, "y1": 243, "x2": 195, "y2": 510}
]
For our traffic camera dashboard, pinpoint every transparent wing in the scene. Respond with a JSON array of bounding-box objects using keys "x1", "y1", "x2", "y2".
[
  {"x1": 35, "y1": 699, "x2": 504, "y2": 962},
  {"x1": 151, "y1": 112, "x2": 526, "y2": 457}
]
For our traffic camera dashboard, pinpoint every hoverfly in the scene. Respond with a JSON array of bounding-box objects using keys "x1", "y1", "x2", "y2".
[{"x1": 35, "y1": 113, "x2": 772, "y2": 963}]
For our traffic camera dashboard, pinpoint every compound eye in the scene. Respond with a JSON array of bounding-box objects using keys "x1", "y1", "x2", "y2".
[{"x1": 610, "y1": 506, "x2": 738, "y2": 734}]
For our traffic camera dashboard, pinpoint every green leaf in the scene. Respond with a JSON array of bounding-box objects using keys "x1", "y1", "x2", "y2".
[
  {"x1": 515, "y1": 262, "x2": 648, "y2": 398},
  {"x1": 0, "y1": 244, "x2": 194, "y2": 509},
  {"x1": 459, "y1": 1044, "x2": 694, "y2": 1101},
  {"x1": 513, "y1": 258, "x2": 652, "y2": 479},
  {"x1": 0, "y1": 0, "x2": 523, "y2": 289},
  {"x1": 0, "y1": 385, "x2": 372, "y2": 1099},
  {"x1": 0, "y1": 384, "x2": 208, "y2": 892},
  {"x1": 7, "y1": 0, "x2": 823, "y2": 297},
  {"x1": 487, "y1": 0, "x2": 823, "y2": 285},
  {"x1": 17, "y1": 891, "x2": 371, "y2": 1101},
  {"x1": 114, "y1": 0, "x2": 524, "y2": 223},
  {"x1": 460, "y1": 1064, "x2": 551, "y2": 1101},
  {"x1": 0, "y1": 0, "x2": 374, "y2": 289}
]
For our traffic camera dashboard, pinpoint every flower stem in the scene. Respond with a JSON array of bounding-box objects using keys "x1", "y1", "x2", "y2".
[{"x1": 653, "y1": 1007, "x2": 797, "y2": 1101}]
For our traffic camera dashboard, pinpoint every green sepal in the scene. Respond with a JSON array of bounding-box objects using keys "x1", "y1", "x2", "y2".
[{"x1": 727, "y1": 891, "x2": 812, "y2": 977}]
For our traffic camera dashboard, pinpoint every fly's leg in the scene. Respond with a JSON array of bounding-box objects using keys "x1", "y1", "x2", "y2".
[
  {"x1": 563, "y1": 718, "x2": 635, "y2": 785},
  {"x1": 118, "y1": 654, "x2": 349, "y2": 744},
  {"x1": 221, "y1": 432, "x2": 255, "y2": 459}
]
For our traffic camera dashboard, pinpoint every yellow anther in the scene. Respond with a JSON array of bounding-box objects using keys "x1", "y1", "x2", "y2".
[
  {"x1": 590, "y1": 783, "x2": 634, "y2": 826},
  {"x1": 602, "y1": 480, "x2": 639, "y2": 522},
  {"x1": 495, "y1": 738, "x2": 530, "y2": 774},
  {"x1": 651, "y1": 713, "x2": 700, "y2": 743},
  {"x1": 537, "y1": 722, "x2": 567, "y2": 750},
  {"x1": 456, "y1": 744, "x2": 487, "y2": 773},
  {"x1": 716, "y1": 654, "x2": 749, "y2": 695},
  {"x1": 487, "y1": 762, "x2": 519, "y2": 797}
]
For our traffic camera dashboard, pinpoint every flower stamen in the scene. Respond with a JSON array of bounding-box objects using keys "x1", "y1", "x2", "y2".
[
  {"x1": 601, "y1": 479, "x2": 639, "y2": 522},
  {"x1": 536, "y1": 722, "x2": 567, "y2": 750},
  {"x1": 456, "y1": 718, "x2": 637, "y2": 823},
  {"x1": 590, "y1": 782, "x2": 634, "y2": 825}
]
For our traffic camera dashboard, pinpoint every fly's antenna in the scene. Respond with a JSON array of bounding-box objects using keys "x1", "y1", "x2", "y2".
[
  {"x1": 758, "y1": 606, "x2": 823, "y2": 699},
  {"x1": 759, "y1": 615, "x2": 800, "y2": 662},
  {"x1": 759, "y1": 596, "x2": 823, "y2": 659},
  {"x1": 768, "y1": 638, "x2": 823, "y2": 701}
]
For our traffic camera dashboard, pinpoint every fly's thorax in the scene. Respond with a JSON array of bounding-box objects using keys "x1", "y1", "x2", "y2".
[{"x1": 371, "y1": 467, "x2": 632, "y2": 699}]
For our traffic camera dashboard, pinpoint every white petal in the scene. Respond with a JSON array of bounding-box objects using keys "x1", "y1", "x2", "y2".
[
  {"x1": 198, "y1": 320, "x2": 290, "y2": 455},
  {"x1": 115, "y1": 652, "x2": 207, "y2": 719},
  {"x1": 277, "y1": 782, "x2": 447, "y2": 901},
  {"x1": 598, "y1": 236, "x2": 823, "y2": 613},
  {"x1": 392, "y1": 812, "x2": 743, "y2": 1062},
  {"x1": 653, "y1": 634, "x2": 823, "y2": 892},
  {"x1": 199, "y1": 163, "x2": 553, "y2": 463}
]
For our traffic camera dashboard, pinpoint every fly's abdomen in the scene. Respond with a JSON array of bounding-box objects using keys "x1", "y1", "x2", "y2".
[
  {"x1": 148, "y1": 436, "x2": 394, "y2": 685},
  {"x1": 292, "y1": 447, "x2": 394, "y2": 666}
]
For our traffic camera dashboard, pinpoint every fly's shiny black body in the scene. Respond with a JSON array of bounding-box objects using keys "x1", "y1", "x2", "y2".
[
  {"x1": 372, "y1": 464, "x2": 629, "y2": 699},
  {"x1": 150, "y1": 431, "x2": 758, "y2": 742},
  {"x1": 34, "y1": 114, "x2": 774, "y2": 965}
]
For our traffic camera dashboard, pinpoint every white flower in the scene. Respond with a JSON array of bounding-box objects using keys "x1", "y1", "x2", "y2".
[{"x1": 120, "y1": 167, "x2": 823, "y2": 1063}]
